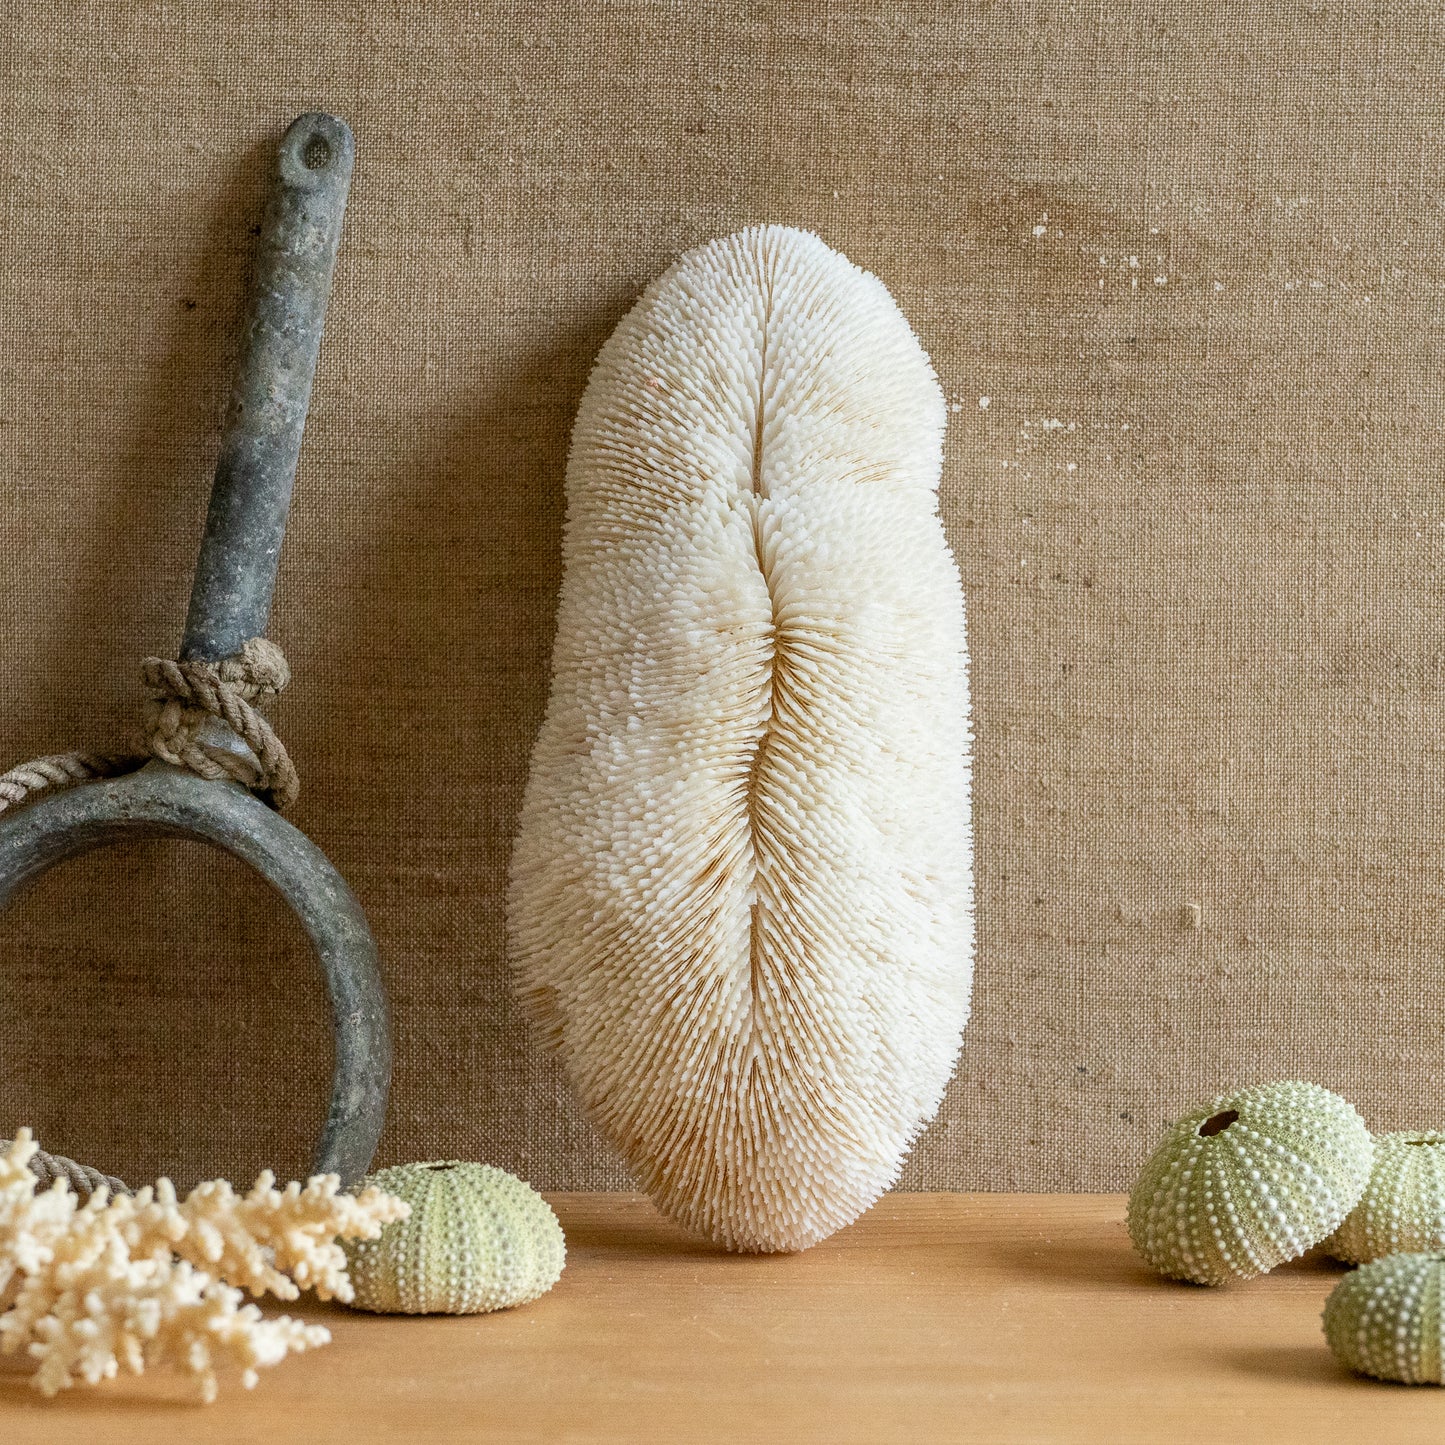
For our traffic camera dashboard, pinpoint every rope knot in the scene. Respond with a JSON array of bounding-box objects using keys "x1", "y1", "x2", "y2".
[
  {"x1": 141, "y1": 638, "x2": 299, "y2": 810},
  {"x1": 214, "y1": 636, "x2": 291, "y2": 698}
]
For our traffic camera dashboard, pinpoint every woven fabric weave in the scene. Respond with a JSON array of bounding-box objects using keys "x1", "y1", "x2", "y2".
[{"x1": 1, "y1": 2, "x2": 1441, "y2": 1191}]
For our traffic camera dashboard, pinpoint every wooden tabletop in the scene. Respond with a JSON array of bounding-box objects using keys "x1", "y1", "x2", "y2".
[{"x1": 0, "y1": 1192, "x2": 1437, "y2": 1442}]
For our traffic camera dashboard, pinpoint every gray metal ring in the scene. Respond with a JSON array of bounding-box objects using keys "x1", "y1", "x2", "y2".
[{"x1": 0, "y1": 762, "x2": 390, "y2": 1186}]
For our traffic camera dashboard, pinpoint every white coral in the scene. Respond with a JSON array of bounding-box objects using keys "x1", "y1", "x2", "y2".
[
  {"x1": 0, "y1": 1131, "x2": 407, "y2": 1400},
  {"x1": 128, "y1": 1171, "x2": 409, "y2": 1303},
  {"x1": 18, "y1": 1250, "x2": 328, "y2": 1403},
  {"x1": 0, "y1": 1131, "x2": 77, "y2": 1301},
  {"x1": 509, "y1": 226, "x2": 972, "y2": 1253}
]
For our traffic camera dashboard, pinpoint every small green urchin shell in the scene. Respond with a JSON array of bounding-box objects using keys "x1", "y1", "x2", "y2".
[
  {"x1": 1325, "y1": 1132, "x2": 1445, "y2": 1264},
  {"x1": 1324, "y1": 1253, "x2": 1445, "y2": 1383},
  {"x1": 1127, "y1": 1080, "x2": 1373, "y2": 1285},
  {"x1": 343, "y1": 1162, "x2": 565, "y2": 1314}
]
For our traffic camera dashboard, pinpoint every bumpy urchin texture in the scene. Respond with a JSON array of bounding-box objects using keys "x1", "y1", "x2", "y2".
[
  {"x1": 1324, "y1": 1253, "x2": 1445, "y2": 1383},
  {"x1": 1326, "y1": 1131, "x2": 1445, "y2": 1264},
  {"x1": 1127, "y1": 1080, "x2": 1373, "y2": 1284},
  {"x1": 508, "y1": 226, "x2": 972, "y2": 1253},
  {"x1": 342, "y1": 1163, "x2": 564, "y2": 1314}
]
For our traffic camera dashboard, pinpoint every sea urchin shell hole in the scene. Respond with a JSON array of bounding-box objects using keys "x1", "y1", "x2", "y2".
[
  {"x1": 1198, "y1": 1110, "x2": 1239, "y2": 1137},
  {"x1": 1126, "y1": 1080, "x2": 1373, "y2": 1285},
  {"x1": 507, "y1": 226, "x2": 972, "y2": 1254}
]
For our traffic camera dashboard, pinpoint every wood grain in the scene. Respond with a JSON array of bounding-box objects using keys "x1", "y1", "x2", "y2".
[{"x1": 0, "y1": 1193, "x2": 1434, "y2": 1443}]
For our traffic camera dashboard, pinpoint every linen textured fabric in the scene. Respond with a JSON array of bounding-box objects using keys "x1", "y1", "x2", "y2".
[{"x1": 1, "y1": 2, "x2": 1443, "y2": 1192}]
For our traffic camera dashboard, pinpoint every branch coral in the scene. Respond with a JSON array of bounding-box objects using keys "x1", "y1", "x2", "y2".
[
  {"x1": 127, "y1": 1171, "x2": 409, "y2": 1303},
  {"x1": 0, "y1": 1131, "x2": 408, "y2": 1400}
]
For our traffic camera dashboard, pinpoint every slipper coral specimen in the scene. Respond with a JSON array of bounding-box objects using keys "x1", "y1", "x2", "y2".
[
  {"x1": 343, "y1": 1161, "x2": 565, "y2": 1314},
  {"x1": 1325, "y1": 1132, "x2": 1445, "y2": 1264},
  {"x1": 1127, "y1": 1081, "x2": 1373, "y2": 1284},
  {"x1": 0, "y1": 1131, "x2": 407, "y2": 1400},
  {"x1": 509, "y1": 225, "x2": 972, "y2": 1253},
  {"x1": 1324, "y1": 1252, "x2": 1445, "y2": 1383}
]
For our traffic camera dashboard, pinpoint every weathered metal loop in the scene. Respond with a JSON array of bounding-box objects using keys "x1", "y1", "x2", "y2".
[
  {"x1": 0, "y1": 767, "x2": 388, "y2": 1185},
  {"x1": 0, "y1": 113, "x2": 390, "y2": 1187}
]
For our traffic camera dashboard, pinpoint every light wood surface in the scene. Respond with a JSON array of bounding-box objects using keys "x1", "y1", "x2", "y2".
[{"x1": 0, "y1": 1192, "x2": 1435, "y2": 1442}]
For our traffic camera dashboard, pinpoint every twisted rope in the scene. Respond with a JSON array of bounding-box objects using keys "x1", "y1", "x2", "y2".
[
  {"x1": 0, "y1": 751, "x2": 140, "y2": 810},
  {"x1": 141, "y1": 639, "x2": 298, "y2": 809},
  {"x1": 0, "y1": 638, "x2": 297, "y2": 817},
  {"x1": 1, "y1": 1140, "x2": 129, "y2": 1198}
]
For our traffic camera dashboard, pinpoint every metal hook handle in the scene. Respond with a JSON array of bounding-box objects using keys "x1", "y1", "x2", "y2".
[
  {"x1": 0, "y1": 114, "x2": 389, "y2": 1187},
  {"x1": 182, "y1": 113, "x2": 355, "y2": 663}
]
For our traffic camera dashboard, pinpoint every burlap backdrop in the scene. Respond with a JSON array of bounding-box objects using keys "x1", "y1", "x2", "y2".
[{"x1": 1, "y1": 2, "x2": 1440, "y2": 1193}]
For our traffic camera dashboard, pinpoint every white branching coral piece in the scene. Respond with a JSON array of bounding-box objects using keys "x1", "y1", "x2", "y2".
[
  {"x1": 0, "y1": 1132, "x2": 408, "y2": 1400},
  {"x1": 0, "y1": 1131, "x2": 77, "y2": 1300},
  {"x1": 19, "y1": 1252, "x2": 329, "y2": 1403},
  {"x1": 509, "y1": 226, "x2": 973, "y2": 1253},
  {"x1": 128, "y1": 1171, "x2": 410, "y2": 1303}
]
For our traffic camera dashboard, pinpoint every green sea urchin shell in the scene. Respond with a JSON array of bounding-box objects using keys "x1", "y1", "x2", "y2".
[
  {"x1": 1324, "y1": 1253, "x2": 1445, "y2": 1383},
  {"x1": 1325, "y1": 1132, "x2": 1445, "y2": 1264},
  {"x1": 1127, "y1": 1080, "x2": 1373, "y2": 1285},
  {"x1": 343, "y1": 1162, "x2": 565, "y2": 1314}
]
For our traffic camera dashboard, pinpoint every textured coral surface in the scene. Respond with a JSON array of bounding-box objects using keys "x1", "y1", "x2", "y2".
[
  {"x1": 0, "y1": 1132, "x2": 406, "y2": 1400},
  {"x1": 510, "y1": 226, "x2": 972, "y2": 1252}
]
